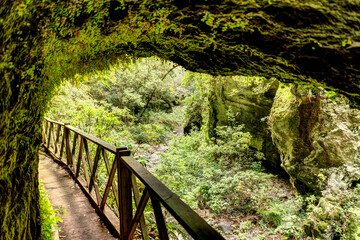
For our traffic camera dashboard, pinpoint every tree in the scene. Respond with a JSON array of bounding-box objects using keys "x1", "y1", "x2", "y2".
[
  {"x1": 86, "y1": 57, "x2": 184, "y2": 117},
  {"x1": 1, "y1": 0, "x2": 359, "y2": 238}
]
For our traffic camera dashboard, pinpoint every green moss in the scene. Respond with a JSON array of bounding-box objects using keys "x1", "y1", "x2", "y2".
[
  {"x1": 304, "y1": 197, "x2": 343, "y2": 238},
  {"x1": 32, "y1": 0, "x2": 360, "y2": 106}
]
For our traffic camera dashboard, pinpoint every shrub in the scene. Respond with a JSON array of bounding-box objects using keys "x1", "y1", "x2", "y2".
[
  {"x1": 133, "y1": 123, "x2": 168, "y2": 145},
  {"x1": 260, "y1": 196, "x2": 308, "y2": 239},
  {"x1": 147, "y1": 105, "x2": 185, "y2": 130},
  {"x1": 338, "y1": 184, "x2": 360, "y2": 240}
]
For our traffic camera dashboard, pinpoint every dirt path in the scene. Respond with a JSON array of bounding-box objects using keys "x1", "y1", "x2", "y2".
[{"x1": 39, "y1": 151, "x2": 118, "y2": 240}]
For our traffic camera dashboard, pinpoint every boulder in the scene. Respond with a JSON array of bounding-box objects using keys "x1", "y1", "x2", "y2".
[
  {"x1": 269, "y1": 84, "x2": 360, "y2": 193},
  {"x1": 217, "y1": 221, "x2": 233, "y2": 234},
  {"x1": 269, "y1": 84, "x2": 360, "y2": 238}
]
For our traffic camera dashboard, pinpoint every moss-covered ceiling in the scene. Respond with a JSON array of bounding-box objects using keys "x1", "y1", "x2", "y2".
[{"x1": 1, "y1": 0, "x2": 360, "y2": 106}]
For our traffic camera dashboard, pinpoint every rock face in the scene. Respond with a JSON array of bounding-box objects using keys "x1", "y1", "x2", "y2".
[
  {"x1": 207, "y1": 77, "x2": 280, "y2": 168},
  {"x1": 269, "y1": 84, "x2": 360, "y2": 193},
  {"x1": 268, "y1": 84, "x2": 360, "y2": 238}
]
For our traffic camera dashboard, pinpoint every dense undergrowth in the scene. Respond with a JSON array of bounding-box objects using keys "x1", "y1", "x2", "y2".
[{"x1": 155, "y1": 123, "x2": 313, "y2": 239}]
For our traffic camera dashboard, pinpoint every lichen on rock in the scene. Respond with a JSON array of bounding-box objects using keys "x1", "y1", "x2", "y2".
[
  {"x1": 269, "y1": 83, "x2": 360, "y2": 238},
  {"x1": 269, "y1": 84, "x2": 360, "y2": 193}
]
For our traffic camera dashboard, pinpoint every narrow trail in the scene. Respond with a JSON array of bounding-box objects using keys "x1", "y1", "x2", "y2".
[{"x1": 39, "y1": 151, "x2": 117, "y2": 240}]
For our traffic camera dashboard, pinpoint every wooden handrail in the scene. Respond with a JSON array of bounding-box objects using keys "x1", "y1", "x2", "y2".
[
  {"x1": 44, "y1": 117, "x2": 127, "y2": 154},
  {"x1": 44, "y1": 117, "x2": 64, "y2": 126},
  {"x1": 42, "y1": 117, "x2": 224, "y2": 240}
]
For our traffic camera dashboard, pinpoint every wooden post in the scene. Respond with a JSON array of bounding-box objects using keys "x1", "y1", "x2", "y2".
[
  {"x1": 42, "y1": 119, "x2": 48, "y2": 145},
  {"x1": 81, "y1": 138, "x2": 92, "y2": 186},
  {"x1": 64, "y1": 125, "x2": 72, "y2": 166},
  {"x1": 151, "y1": 194, "x2": 169, "y2": 240},
  {"x1": 75, "y1": 137, "x2": 84, "y2": 178},
  {"x1": 70, "y1": 132, "x2": 78, "y2": 167},
  {"x1": 54, "y1": 124, "x2": 61, "y2": 155},
  {"x1": 89, "y1": 145, "x2": 100, "y2": 192},
  {"x1": 117, "y1": 148, "x2": 132, "y2": 240},
  {"x1": 46, "y1": 122, "x2": 52, "y2": 149},
  {"x1": 59, "y1": 124, "x2": 67, "y2": 160},
  {"x1": 50, "y1": 123, "x2": 57, "y2": 152}
]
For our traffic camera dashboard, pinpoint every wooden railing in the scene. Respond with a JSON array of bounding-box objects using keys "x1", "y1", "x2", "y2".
[{"x1": 42, "y1": 117, "x2": 224, "y2": 240}]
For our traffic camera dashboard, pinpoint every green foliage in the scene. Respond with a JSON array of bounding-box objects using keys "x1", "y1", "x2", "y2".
[
  {"x1": 85, "y1": 57, "x2": 186, "y2": 118},
  {"x1": 156, "y1": 127, "x2": 285, "y2": 216},
  {"x1": 260, "y1": 196, "x2": 307, "y2": 239},
  {"x1": 132, "y1": 123, "x2": 168, "y2": 145},
  {"x1": 39, "y1": 182, "x2": 62, "y2": 240},
  {"x1": 237, "y1": 221, "x2": 266, "y2": 240},
  {"x1": 209, "y1": 124, "x2": 251, "y2": 164},
  {"x1": 47, "y1": 57, "x2": 187, "y2": 149},
  {"x1": 201, "y1": 10, "x2": 250, "y2": 32},
  {"x1": 326, "y1": 90, "x2": 338, "y2": 100},
  {"x1": 147, "y1": 106, "x2": 185, "y2": 130},
  {"x1": 154, "y1": 125, "x2": 316, "y2": 239},
  {"x1": 338, "y1": 184, "x2": 360, "y2": 239},
  {"x1": 205, "y1": 109, "x2": 265, "y2": 167},
  {"x1": 48, "y1": 80, "x2": 176, "y2": 148},
  {"x1": 47, "y1": 81, "x2": 136, "y2": 146}
]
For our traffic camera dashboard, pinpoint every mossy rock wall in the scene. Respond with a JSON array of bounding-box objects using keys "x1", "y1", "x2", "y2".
[
  {"x1": 269, "y1": 84, "x2": 360, "y2": 193},
  {"x1": 269, "y1": 84, "x2": 360, "y2": 238},
  {"x1": 183, "y1": 106, "x2": 203, "y2": 134},
  {"x1": 207, "y1": 77, "x2": 280, "y2": 168}
]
